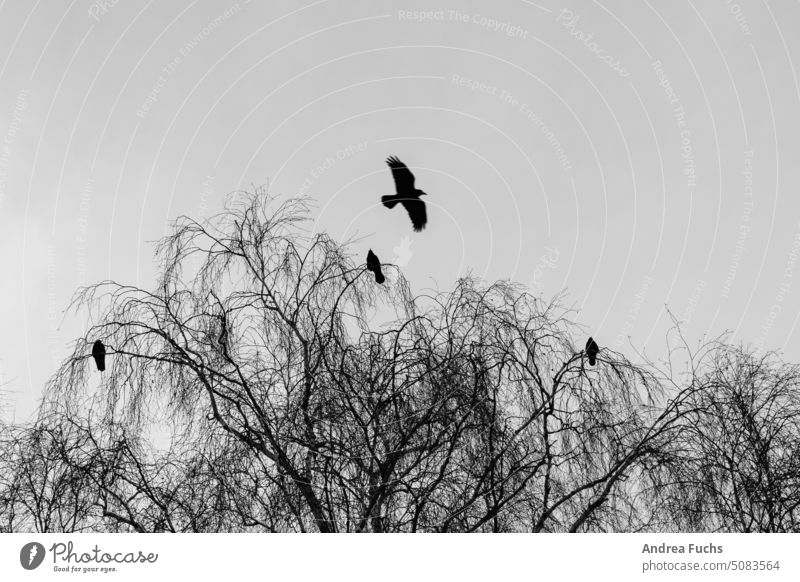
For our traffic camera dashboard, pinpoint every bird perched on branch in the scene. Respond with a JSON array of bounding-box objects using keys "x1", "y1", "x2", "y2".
[
  {"x1": 381, "y1": 156, "x2": 428, "y2": 231},
  {"x1": 366, "y1": 249, "x2": 385, "y2": 284},
  {"x1": 92, "y1": 340, "x2": 106, "y2": 372},
  {"x1": 585, "y1": 337, "x2": 599, "y2": 366}
]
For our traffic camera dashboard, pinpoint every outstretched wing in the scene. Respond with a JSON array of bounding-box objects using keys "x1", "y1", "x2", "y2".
[
  {"x1": 386, "y1": 156, "x2": 415, "y2": 195},
  {"x1": 401, "y1": 197, "x2": 427, "y2": 232}
]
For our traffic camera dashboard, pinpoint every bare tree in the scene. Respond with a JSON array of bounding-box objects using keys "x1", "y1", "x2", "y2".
[
  {"x1": 2, "y1": 189, "x2": 794, "y2": 533},
  {"x1": 663, "y1": 345, "x2": 800, "y2": 532}
]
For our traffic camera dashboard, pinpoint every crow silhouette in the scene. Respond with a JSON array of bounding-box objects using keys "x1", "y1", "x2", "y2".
[
  {"x1": 381, "y1": 156, "x2": 427, "y2": 231},
  {"x1": 92, "y1": 340, "x2": 106, "y2": 372},
  {"x1": 366, "y1": 249, "x2": 385, "y2": 284},
  {"x1": 585, "y1": 337, "x2": 599, "y2": 366}
]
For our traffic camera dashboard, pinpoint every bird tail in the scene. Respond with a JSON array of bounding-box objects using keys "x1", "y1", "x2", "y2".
[
  {"x1": 381, "y1": 195, "x2": 398, "y2": 209},
  {"x1": 588, "y1": 355, "x2": 596, "y2": 366},
  {"x1": 375, "y1": 271, "x2": 385, "y2": 284}
]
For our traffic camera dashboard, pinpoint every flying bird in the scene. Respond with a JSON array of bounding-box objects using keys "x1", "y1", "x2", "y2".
[
  {"x1": 381, "y1": 156, "x2": 428, "y2": 231},
  {"x1": 92, "y1": 340, "x2": 106, "y2": 372},
  {"x1": 366, "y1": 249, "x2": 385, "y2": 284},
  {"x1": 585, "y1": 337, "x2": 599, "y2": 366}
]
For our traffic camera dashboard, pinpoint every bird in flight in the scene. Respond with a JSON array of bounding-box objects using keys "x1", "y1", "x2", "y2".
[
  {"x1": 366, "y1": 249, "x2": 385, "y2": 284},
  {"x1": 585, "y1": 337, "x2": 599, "y2": 366},
  {"x1": 92, "y1": 340, "x2": 106, "y2": 372},
  {"x1": 381, "y1": 156, "x2": 428, "y2": 231}
]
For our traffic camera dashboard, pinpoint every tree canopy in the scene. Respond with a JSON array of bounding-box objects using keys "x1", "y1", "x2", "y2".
[{"x1": 1, "y1": 189, "x2": 798, "y2": 532}]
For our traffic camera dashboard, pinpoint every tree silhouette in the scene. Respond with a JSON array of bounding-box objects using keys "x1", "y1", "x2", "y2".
[
  {"x1": 661, "y1": 344, "x2": 800, "y2": 532},
  {"x1": 0, "y1": 188, "x2": 797, "y2": 533}
]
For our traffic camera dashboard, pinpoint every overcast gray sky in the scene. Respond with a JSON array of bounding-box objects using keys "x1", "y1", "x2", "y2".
[{"x1": 1, "y1": 0, "x2": 799, "y2": 421}]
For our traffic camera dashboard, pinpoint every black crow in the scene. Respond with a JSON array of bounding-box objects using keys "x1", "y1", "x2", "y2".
[
  {"x1": 381, "y1": 156, "x2": 428, "y2": 231},
  {"x1": 366, "y1": 249, "x2": 385, "y2": 284},
  {"x1": 92, "y1": 340, "x2": 106, "y2": 372},
  {"x1": 585, "y1": 337, "x2": 599, "y2": 366}
]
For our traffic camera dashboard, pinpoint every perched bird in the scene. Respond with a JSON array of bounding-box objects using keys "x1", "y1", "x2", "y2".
[
  {"x1": 366, "y1": 249, "x2": 385, "y2": 284},
  {"x1": 381, "y1": 156, "x2": 428, "y2": 231},
  {"x1": 92, "y1": 340, "x2": 106, "y2": 372},
  {"x1": 585, "y1": 337, "x2": 599, "y2": 366}
]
